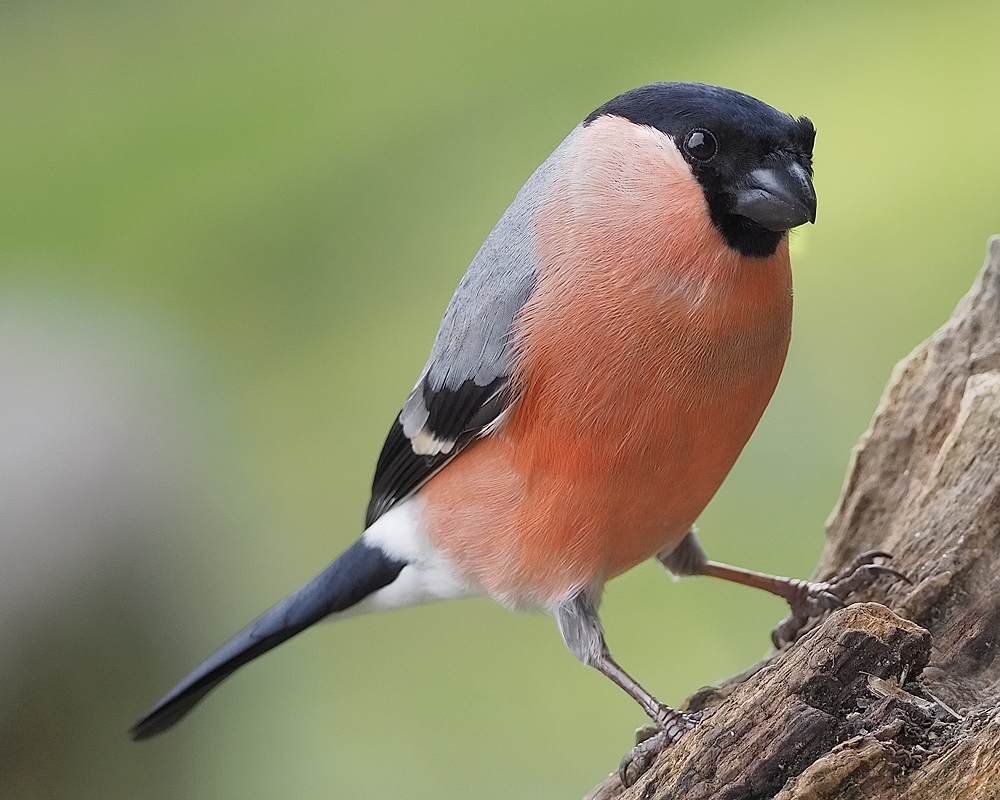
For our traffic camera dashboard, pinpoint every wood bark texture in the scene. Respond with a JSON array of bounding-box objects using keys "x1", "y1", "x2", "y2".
[{"x1": 584, "y1": 236, "x2": 1000, "y2": 800}]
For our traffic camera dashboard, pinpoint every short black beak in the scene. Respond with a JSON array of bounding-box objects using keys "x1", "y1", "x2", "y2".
[{"x1": 732, "y1": 159, "x2": 816, "y2": 231}]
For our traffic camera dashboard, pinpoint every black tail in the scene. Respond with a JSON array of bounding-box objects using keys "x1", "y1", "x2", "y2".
[{"x1": 131, "y1": 538, "x2": 406, "y2": 740}]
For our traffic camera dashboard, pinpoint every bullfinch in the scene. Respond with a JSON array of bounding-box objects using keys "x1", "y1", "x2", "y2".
[{"x1": 131, "y1": 82, "x2": 901, "y2": 780}]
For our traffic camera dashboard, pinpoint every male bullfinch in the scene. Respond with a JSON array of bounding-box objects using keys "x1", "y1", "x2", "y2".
[{"x1": 132, "y1": 82, "x2": 903, "y2": 781}]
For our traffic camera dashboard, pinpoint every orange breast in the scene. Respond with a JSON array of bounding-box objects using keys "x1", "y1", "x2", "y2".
[{"x1": 419, "y1": 116, "x2": 792, "y2": 608}]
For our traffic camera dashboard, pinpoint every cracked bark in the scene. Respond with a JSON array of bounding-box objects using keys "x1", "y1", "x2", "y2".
[{"x1": 584, "y1": 236, "x2": 1000, "y2": 800}]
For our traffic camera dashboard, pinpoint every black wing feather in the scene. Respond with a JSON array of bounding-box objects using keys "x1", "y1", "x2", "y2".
[{"x1": 365, "y1": 377, "x2": 511, "y2": 527}]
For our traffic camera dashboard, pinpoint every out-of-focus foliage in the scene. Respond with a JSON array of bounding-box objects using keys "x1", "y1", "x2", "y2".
[{"x1": 0, "y1": 1, "x2": 997, "y2": 797}]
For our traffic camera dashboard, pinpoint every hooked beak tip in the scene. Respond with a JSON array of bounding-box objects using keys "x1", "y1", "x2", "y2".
[{"x1": 733, "y1": 161, "x2": 816, "y2": 232}]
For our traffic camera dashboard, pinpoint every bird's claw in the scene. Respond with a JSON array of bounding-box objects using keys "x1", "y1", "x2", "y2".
[
  {"x1": 617, "y1": 710, "x2": 698, "y2": 787},
  {"x1": 772, "y1": 550, "x2": 911, "y2": 647},
  {"x1": 619, "y1": 731, "x2": 668, "y2": 788}
]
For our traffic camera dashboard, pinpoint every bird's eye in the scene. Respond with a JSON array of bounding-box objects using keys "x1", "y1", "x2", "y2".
[{"x1": 683, "y1": 129, "x2": 717, "y2": 162}]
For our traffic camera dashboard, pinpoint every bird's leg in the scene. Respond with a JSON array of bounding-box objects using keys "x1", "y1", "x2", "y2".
[
  {"x1": 556, "y1": 592, "x2": 696, "y2": 786},
  {"x1": 659, "y1": 529, "x2": 909, "y2": 646}
]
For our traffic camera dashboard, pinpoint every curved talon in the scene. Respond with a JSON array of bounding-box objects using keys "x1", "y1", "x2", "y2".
[
  {"x1": 816, "y1": 590, "x2": 847, "y2": 610},
  {"x1": 772, "y1": 552, "x2": 910, "y2": 646},
  {"x1": 772, "y1": 617, "x2": 802, "y2": 648},
  {"x1": 865, "y1": 565, "x2": 911, "y2": 584},
  {"x1": 619, "y1": 730, "x2": 667, "y2": 787},
  {"x1": 618, "y1": 711, "x2": 699, "y2": 787}
]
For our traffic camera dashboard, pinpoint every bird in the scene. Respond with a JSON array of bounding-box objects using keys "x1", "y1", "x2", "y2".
[{"x1": 131, "y1": 81, "x2": 902, "y2": 782}]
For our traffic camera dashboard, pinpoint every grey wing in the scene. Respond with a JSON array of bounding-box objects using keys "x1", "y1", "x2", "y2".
[{"x1": 365, "y1": 129, "x2": 576, "y2": 527}]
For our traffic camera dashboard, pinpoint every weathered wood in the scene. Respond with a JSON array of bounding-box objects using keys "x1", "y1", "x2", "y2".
[{"x1": 584, "y1": 236, "x2": 1000, "y2": 800}]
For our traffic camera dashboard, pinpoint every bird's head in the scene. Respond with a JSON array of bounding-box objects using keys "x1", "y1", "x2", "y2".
[{"x1": 585, "y1": 82, "x2": 816, "y2": 258}]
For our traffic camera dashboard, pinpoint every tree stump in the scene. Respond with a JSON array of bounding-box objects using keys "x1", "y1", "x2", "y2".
[{"x1": 584, "y1": 236, "x2": 1000, "y2": 800}]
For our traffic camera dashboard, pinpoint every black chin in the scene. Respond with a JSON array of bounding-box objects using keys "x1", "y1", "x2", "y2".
[{"x1": 716, "y1": 214, "x2": 785, "y2": 258}]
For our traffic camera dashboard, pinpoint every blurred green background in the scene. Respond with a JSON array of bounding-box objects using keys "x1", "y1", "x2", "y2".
[{"x1": 1, "y1": 0, "x2": 997, "y2": 797}]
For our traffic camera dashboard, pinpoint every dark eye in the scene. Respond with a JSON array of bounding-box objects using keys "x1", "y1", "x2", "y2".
[{"x1": 683, "y1": 129, "x2": 717, "y2": 162}]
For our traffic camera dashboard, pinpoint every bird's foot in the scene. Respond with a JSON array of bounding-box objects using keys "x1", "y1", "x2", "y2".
[
  {"x1": 772, "y1": 550, "x2": 910, "y2": 647},
  {"x1": 618, "y1": 707, "x2": 698, "y2": 787}
]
